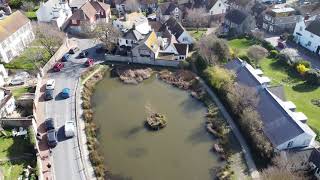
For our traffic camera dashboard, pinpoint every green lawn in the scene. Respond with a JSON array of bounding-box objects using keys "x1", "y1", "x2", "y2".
[
  {"x1": 25, "y1": 11, "x2": 37, "y2": 20},
  {"x1": 228, "y1": 38, "x2": 320, "y2": 131},
  {"x1": 4, "y1": 47, "x2": 51, "y2": 71},
  {"x1": 12, "y1": 87, "x2": 29, "y2": 98},
  {"x1": 188, "y1": 30, "x2": 206, "y2": 41}
]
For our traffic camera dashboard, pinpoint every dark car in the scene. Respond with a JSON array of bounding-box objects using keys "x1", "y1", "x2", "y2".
[
  {"x1": 69, "y1": 47, "x2": 80, "y2": 54},
  {"x1": 277, "y1": 41, "x2": 286, "y2": 49},
  {"x1": 53, "y1": 62, "x2": 64, "y2": 72},
  {"x1": 62, "y1": 53, "x2": 71, "y2": 62},
  {"x1": 47, "y1": 129, "x2": 58, "y2": 147},
  {"x1": 45, "y1": 118, "x2": 55, "y2": 131},
  {"x1": 44, "y1": 89, "x2": 54, "y2": 101},
  {"x1": 79, "y1": 50, "x2": 88, "y2": 58},
  {"x1": 61, "y1": 88, "x2": 70, "y2": 99},
  {"x1": 95, "y1": 47, "x2": 106, "y2": 54},
  {"x1": 85, "y1": 58, "x2": 94, "y2": 67}
]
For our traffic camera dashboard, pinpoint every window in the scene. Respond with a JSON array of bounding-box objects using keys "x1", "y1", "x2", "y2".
[
  {"x1": 72, "y1": 20, "x2": 77, "y2": 24},
  {"x1": 299, "y1": 26, "x2": 303, "y2": 31},
  {"x1": 307, "y1": 41, "x2": 311, "y2": 46},
  {"x1": 219, "y1": 3, "x2": 221, "y2": 7},
  {"x1": 287, "y1": 141, "x2": 293, "y2": 148},
  {"x1": 310, "y1": 34, "x2": 314, "y2": 38}
]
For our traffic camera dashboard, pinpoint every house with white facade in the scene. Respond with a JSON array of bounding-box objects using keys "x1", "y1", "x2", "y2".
[
  {"x1": 36, "y1": 0, "x2": 72, "y2": 29},
  {"x1": 293, "y1": 16, "x2": 320, "y2": 55},
  {"x1": 0, "y1": 11, "x2": 35, "y2": 63},
  {"x1": 0, "y1": 88, "x2": 15, "y2": 118},
  {"x1": 118, "y1": 28, "x2": 145, "y2": 48},
  {"x1": 0, "y1": 64, "x2": 8, "y2": 87},
  {"x1": 208, "y1": 0, "x2": 228, "y2": 16},
  {"x1": 225, "y1": 58, "x2": 316, "y2": 151},
  {"x1": 156, "y1": 2, "x2": 182, "y2": 23},
  {"x1": 113, "y1": 12, "x2": 151, "y2": 34},
  {"x1": 159, "y1": 17, "x2": 193, "y2": 44}
]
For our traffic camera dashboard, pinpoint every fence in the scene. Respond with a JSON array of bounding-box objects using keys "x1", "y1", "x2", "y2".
[{"x1": 104, "y1": 55, "x2": 180, "y2": 67}]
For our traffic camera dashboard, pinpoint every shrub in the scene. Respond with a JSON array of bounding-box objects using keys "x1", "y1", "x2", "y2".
[
  {"x1": 294, "y1": 59, "x2": 311, "y2": 68},
  {"x1": 203, "y1": 66, "x2": 235, "y2": 90},
  {"x1": 9, "y1": 0, "x2": 22, "y2": 8},
  {"x1": 287, "y1": 34, "x2": 294, "y2": 42},
  {"x1": 178, "y1": 60, "x2": 190, "y2": 69},
  {"x1": 261, "y1": 40, "x2": 275, "y2": 51},
  {"x1": 269, "y1": 50, "x2": 279, "y2": 58},
  {"x1": 305, "y1": 69, "x2": 320, "y2": 85},
  {"x1": 247, "y1": 45, "x2": 268, "y2": 66},
  {"x1": 296, "y1": 64, "x2": 309, "y2": 75},
  {"x1": 195, "y1": 55, "x2": 208, "y2": 72},
  {"x1": 239, "y1": 55, "x2": 253, "y2": 66}
]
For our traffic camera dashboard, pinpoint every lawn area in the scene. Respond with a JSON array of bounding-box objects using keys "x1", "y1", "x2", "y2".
[
  {"x1": 12, "y1": 87, "x2": 29, "y2": 98},
  {"x1": 188, "y1": 30, "x2": 206, "y2": 41},
  {"x1": 228, "y1": 38, "x2": 320, "y2": 131},
  {"x1": 4, "y1": 47, "x2": 51, "y2": 71},
  {"x1": 25, "y1": 11, "x2": 37, "y2": 20}
]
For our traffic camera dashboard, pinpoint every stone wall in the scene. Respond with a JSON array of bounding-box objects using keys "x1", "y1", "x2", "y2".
[{"x1": 104, "y1": 55, "x2": 180, "y2": 67}]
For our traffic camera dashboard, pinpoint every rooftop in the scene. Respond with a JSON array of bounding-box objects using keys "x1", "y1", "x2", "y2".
[
  {"x1": 271, "y1": 7, "x2": 295, "y2": 14},
  {"x1": 0, "y1": 11, "x2": 30, "y2": 42}
]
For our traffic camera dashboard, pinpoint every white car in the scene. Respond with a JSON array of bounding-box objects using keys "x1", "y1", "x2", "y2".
[
  {"x1": 46, "y1": 79, "x2": 55, "y2": 90},
  {"x1": 64, "y1": 121, "x2": 75, "y2": 138},
  {"x1": 9, "y1": 78, "x2": 24, "y2": 86}
]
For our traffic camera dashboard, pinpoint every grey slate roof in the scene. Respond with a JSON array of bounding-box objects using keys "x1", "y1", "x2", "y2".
[
  {"x1": 163, "y1": 2, "x2": 179, "y2": 15},
  {"x1": 174, "y1": 43, "x2": 188, "y2": 55},
  {"x1": 309, "y1": 148, "x2": 320, "y2": 168},
  {"x1": 225, "y1": 9, "x2": 248, "y2": 25},
  {"x1": 225, "y1": 59, "x2": 307, "y2": 147},
  {"x1": 123, "y1": 29, "x2": 144, "y2": 41},
  {"x1": 305, "y1": 19, "x2": 320, "y2": 37},
  {"x1": 160, "y1": 17, "x2": 185, "y2": 39}
]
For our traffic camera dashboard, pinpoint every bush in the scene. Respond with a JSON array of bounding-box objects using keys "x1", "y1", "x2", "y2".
[
  {"x1": 287, "y1": 34, "x2": 294, "y2": 42},
  {"x1": 203, "y1": 66, "x2": 235, "y2": 90},
  {"x1": 294, "y1": 59, "x2": 311, "y2": 68},
  {"x1": 239, "y1": 55, "x2": 253, "y2": 66},
  {"x1": 261, "y1": 40, "x2": 275, "y2": 51},
  {"x1": 195, "y1": 55, "x2": 208, "y2": 72},
  {"x1": 9, "y1": 0, "x2": 22, "y2": 8},
  {"x1": 305, "y1": 69, "x2": 320, "y2": 85},
  {"x1": 296, "y1": 64, "x2": 309, "y2": 75},
  {"x1": 178, "y1": 60, "x2": 190, "y2": 69},
  {"x1": 269, "y1": 50, "x2": 279, "y2": 58}
]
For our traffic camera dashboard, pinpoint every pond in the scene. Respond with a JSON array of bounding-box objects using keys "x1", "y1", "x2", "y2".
[{"x1": 92, "y1": 72, "x2": 225, "y2": 180}]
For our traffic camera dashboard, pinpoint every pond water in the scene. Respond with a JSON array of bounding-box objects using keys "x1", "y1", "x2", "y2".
[{"x1": 92, "y1": 72, "x2": 225, "y2": 180}]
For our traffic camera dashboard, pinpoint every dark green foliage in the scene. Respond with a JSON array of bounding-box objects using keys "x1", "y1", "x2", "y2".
[
  {"x1": 261, "y1": 40, "x2": 275, "y2": 51},
  {"x1": 9, "y1": 0, "x2": 23, "y2": 8},
  {"x1": 305, "y1": 69, "x2": 320, "y2": 85},
  {"x1": 269, "y1": 50, "x2": 279, "y2": 58},
  {"x1": 195, "y1": 55, "x2": 208, "y2": 72}
]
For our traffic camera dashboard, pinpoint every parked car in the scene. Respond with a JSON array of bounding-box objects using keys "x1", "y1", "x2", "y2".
[
  {"x1": 46, "y1": 79, "x2": 55, "y2": 90},
  {"x1": 69, "y1": 47, "x2": 80, "y2": 54},
  {"x1": 95, "y1": 46, "x2": 106, "y2": 54},
  {"x1": 45, "y1": 118, "x2": 55, "y2": 131},
  {"x1": 47, "y1": 129, "x2": 58, "y2": 147},
  {"x1": 79, "y1": 50, "x2": 88, "y2": 58},
  {"x1": 85, "y1": 58, "x2": 94, "y2": 67},
  {"x1": 277, "y1": 41, "x2": 286, "y2": 49},
  {"x1": 61, "y1": 88, "x2": 70, "y2": 99},
  {"x1": 8, "y1": 78, "x2": 24, "y2": 86},
  {"x1": 53, "y1": 62, "x2": 64, "y2": 72},
  {"x1": 62, "y1": 53, "x2": 71, "y2": 62},
  {"x1": 44, "y1": 89, "x2": 54, "y2": 101},
  {"x1": 64, "y1": 121, "x2": 75, "y2": 138}
]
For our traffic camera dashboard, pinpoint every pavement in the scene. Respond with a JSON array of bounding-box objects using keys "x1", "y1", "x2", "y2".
[
  {"x1": 36, "y1": 38, "x2": 104, "y2": 180},
  {"x1": 264, "y1": 36, "x2": 320, "y2": 69}
]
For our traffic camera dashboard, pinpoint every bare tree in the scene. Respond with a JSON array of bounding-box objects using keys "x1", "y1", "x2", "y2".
[
  {"x1": 25, "y1": 49, "x2": 45, "y2": 71},
  {"x1": 197, "y1": 36, "x2": 230, "y2": 65},
  {"x1": 21, "y1": 1, "x2": 34, "y2": 12},
  {"x1": 125, "y1": 0, "x2": 140, "y2": 13},
  {"x1": 251, "y1": 30, "x2": 265, "y2": 41},
  {"x1": 185, "y1": 8, "x2": 208, "y2": 31},
  {"x1": 91, "y1": 22, "x2": 122, "y2": 53},
  {"x1": 247, "y1": 45, "x2": 268, "y2": 66},
  {"x1": 33, "y1": 23, "x2": 65, "y2": 56}
]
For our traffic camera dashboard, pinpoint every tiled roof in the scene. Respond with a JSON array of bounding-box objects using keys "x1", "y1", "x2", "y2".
[
  {"x1": 160, "y1": 17, "x2": 185, "y2": 39},
  {"x1": 70, "y1": 1, "x2": 110, "y2": 21},
  {"x1": 144, "y1": 31, "x2": 159, "y2": 53},
  {"x1": 123, "y1": 29, "x2": 144, "y2": 41},
  {"x1": 225, "y1": 9, "x2": 248, "y2": 25},
  {"x1": 0, "y1": 11, "x2": 30, "y2": 42},
  {"x1": 174, "y1": 43, "x2": 188, "y2": 55},
  {"x1": 305, "y1": 19, "x2": 320, "y2": 37}
]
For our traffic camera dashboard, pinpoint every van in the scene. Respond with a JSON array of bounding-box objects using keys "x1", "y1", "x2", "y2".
[{"x1": 64, "y1": 121, "x2": 75, "y2": 138}]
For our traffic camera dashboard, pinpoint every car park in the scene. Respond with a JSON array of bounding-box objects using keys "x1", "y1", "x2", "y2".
[
  {"x1": 53, "y1": 62, "x2": 64, "y2": 72},
  {"x1": 8, "y1": 78, "x2": 24, "y2": 86},
  {"x1": 62, "y1": 53, "x2": 71, "y2": 62},
  {"x1": 46, "y1": 79, "x2": 55, "y2": 90},
  {"x1": 45, "y1": 118, "x2": 55, "y2": 131},
  {"x1": 44, "y1": 89, "x2": 54, "y2": 101},
  {"x1": 61, "y1": 88, "x2": 70, "y2": 99},
  {"x1": 47, "y1": 129, "x2": 58, "y2": 147},
  {"x1": 69, "y1": 47, "x2": 80, "y2": 54},
  {"x1": 64, "y1": 121, "x2": 75, "y2": 138},
  {"x1": 79, "y1": 50, "x2": 88, "y2": 58},
  {"x1": 85, "y1": 58, "x2": 94, "y2": 67}
]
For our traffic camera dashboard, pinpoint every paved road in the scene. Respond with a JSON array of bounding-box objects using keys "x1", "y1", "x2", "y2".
[{"x1": 42, "y1": 38, "x2": 102, "y2": 180}]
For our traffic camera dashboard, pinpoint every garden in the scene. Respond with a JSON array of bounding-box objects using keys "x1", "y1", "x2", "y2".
[{"x1": 228, "y1": 37, "x2": 320, "y2": 133}]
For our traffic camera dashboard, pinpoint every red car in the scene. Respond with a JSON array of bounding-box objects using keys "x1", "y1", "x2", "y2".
[
  {"x1": 85, "y1": 58, "x2": 94, "y2": 67},
  {"x1": 53, "y1": 62, "x2": 64, "y2": 72}
]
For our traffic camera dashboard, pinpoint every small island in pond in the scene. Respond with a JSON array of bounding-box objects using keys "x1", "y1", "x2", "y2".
[{"x1": 145, "y1": 103, "x2": 167, "y2": 130}]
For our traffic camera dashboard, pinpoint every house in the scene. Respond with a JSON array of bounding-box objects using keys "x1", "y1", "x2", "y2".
[
  {"x1": 0, "y1": 11, "x2": 35, "y2": 63},
  {"x1": 68, "y1": 1, "x2": 111, "y2": 32},
  {"x1": 160, "y1": 17, "x2": 193, "y2": 44},
  {"x1": 293, "y1": 16, "x2": 320, "y2": 55},
  {"x1": 113, "y1": 12, "x2": 151, "y2": 34},
  {"x1": 132, "y1": 31, "x2": 159, "y2": 60},
  {"x1": 0, "y1": 88, "x2": 15, "y2": 118},
  {"x1": 68, "y1": 0, "x2": 88, "y2": 11},
  {"x1": 114, "y1": 0, "x2": 126, "y2": 15},
  {"x1": 225, "y1": 58, "x2": 316, "y2": 151},
  {"x1": 36, "y1": 0, "x2": 72, "y2": 29},
  {"x1": 0, "y1": 64, "x2": 8, "y2": 87},
  {"x1": 262, "y1": 6, "x2": 300, "y2": 34},
  {"x1": 139, "y1": 0, "x2": 158, "y2": 12},
  {"x1": 156, "y1": 2, "x2": 183, "y2": 22},
  {"x1": 208, "y1": 0, "x2": 228, "y2": 16},
  {"x1": 251, "y1": 2, "x2": 268, "y2": 28},
  {"x1": 223, "y1": 9, "x2": 255, "y2": 35},
  {"x1": 0, "y1": 2, "x2": 11, "y2": 15},
  {"x1": 118, "y1": 28, "x2": 145, "y2": 48}
]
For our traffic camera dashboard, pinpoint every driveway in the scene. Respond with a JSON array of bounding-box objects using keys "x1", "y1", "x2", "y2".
[
  {"x1": 39, "y1": 38, "x2": 103, "y2": 180},
  {"x1": 265, "y1": 36, "x2": 320, "y2": 69}
]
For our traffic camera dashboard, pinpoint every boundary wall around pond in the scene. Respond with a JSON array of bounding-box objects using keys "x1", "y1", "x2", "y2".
[{"x1": 104, "y1": 55, "x2": 180, "y2": 67}]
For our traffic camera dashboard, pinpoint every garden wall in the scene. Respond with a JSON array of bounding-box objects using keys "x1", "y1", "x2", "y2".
[
  {"x1": 0, "y1": 117, "x2": 32, "y2": 127},
  {"x1": 104, "y1": 55, "x2": 180, "y2": 67}
]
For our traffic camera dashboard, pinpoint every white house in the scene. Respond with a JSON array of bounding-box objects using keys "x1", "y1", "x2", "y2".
[
  {"x1": 36, "y1": 0, "x2": 72, "y2": 29},
  {"x1": 113, "y1": 12, "x2": 151, "y2": 34},
  {"x1": 0, "y1": 88, "x2": 15, "y2": 118},
  {"x1": 158, "y1": 30, "x2": 189, "y2": 60},
  {"x1": 293, "y1": 16, "x2": 320, "y2": 55},
  {"x1": 208, "y1": 0, "x2": 228, "y2": 16},
  {"x1": 0, "y1": 11, "x2": 35, "y2": 63},
  {"x1": 118, "y1": 29, "x2": 145, "y2": 48},
  {"x1": 0, "y1": 64, "x2": 8, "y2": 87},
  {"x1": 160, "y1": 17, "x2": 193, "y2": 44}
]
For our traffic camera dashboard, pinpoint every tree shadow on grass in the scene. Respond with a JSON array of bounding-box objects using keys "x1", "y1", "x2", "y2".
[{"x1": 292, "y1": 82, "x2": 319, "y2": 92}]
